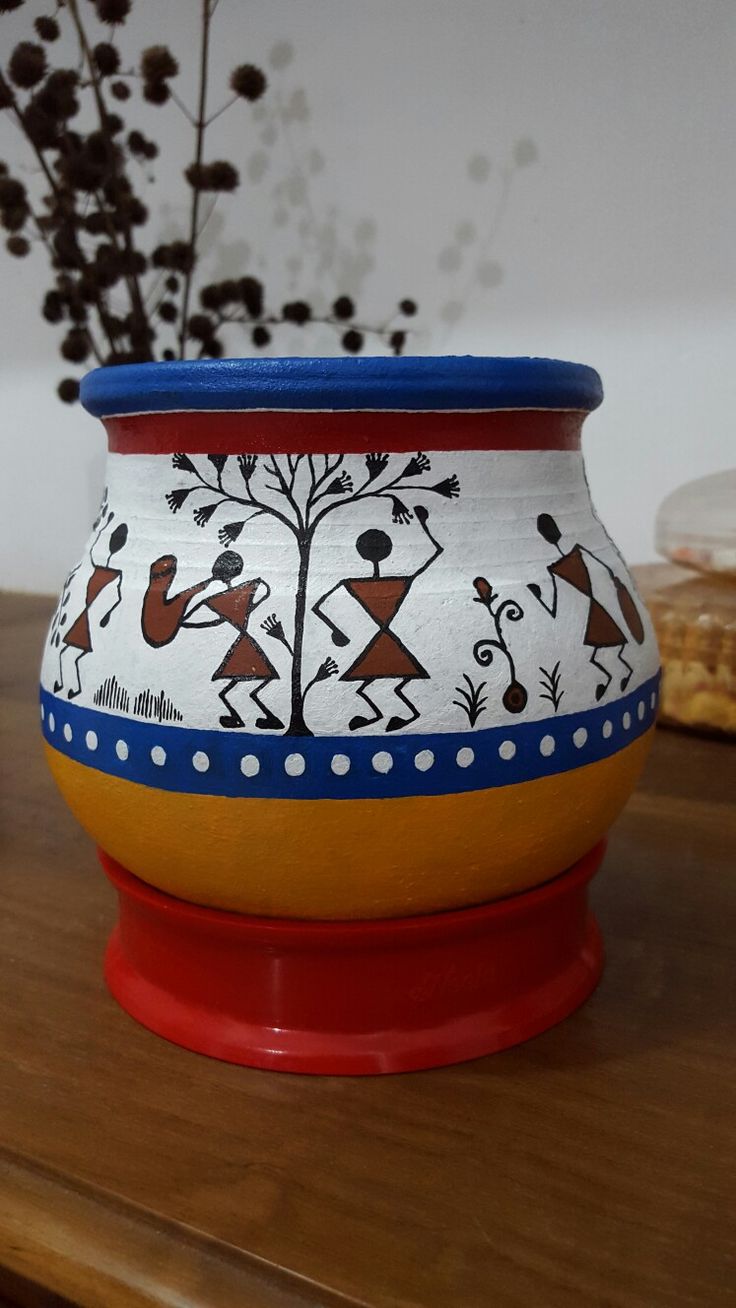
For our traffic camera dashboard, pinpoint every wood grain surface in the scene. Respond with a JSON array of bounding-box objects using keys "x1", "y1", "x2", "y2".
[{"x1": 0, "y1": 590, "x2": 734, "y2": 1308}]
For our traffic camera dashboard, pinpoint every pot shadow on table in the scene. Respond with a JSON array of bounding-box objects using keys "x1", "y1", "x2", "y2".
[
  {"x1": 490, "y1": 741, "x2": 735, "y2": 1076},
  {"x1": 339, "y1": 721, "x2": 735, "y2": 1083}
]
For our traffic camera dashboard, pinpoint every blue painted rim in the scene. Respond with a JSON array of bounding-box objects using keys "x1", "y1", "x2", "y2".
[
  {"x1": 80, "y1": 356, "x2": 604, "y2": 418},
  {"x1": 41, "y1": 674, "x2": 658, "y2": 802}
]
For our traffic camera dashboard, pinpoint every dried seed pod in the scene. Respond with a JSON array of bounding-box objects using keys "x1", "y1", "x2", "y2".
[
  {"x1": 57, "y1": 378, "x2": 80, "y2": 403},
  {"x1": 282, "y1": 300, "x2": 311, "y2": 325},
  {"x1": 9, "y1": 42, "x2": 47, "y2": 89},
  {"x1": 187, "y1": 314, "x2": 214, "y2": 340},
  {"x1": 230, "y1": 64, "x2": 267, "y2": 101},
  {"x1": 6, "y1": 234, "x2": 30, "y2": 256},
  {"x1": 140, "y1": 46, "x2": 179, "y2": 81},
  {"x1": 93, "y1": 43, "x2": 120, "y2": 76},
  {"x1": 158, "y1": 300, "x2": 178, "y2": 323},
  {"x1": 341, "y1": 329, "x2": 364, "y2": 353},
  {"x1": 34, "y1": 16, "x2": 60, "y2": 42},
  {"x1": 143, "y1": 79, "x2": 170, "y2": 105},
  {"x1": 61, "y1": 328, "x2": 91, "y2": 363},
  {"x1": 94, "y1": 0, "x2": 132, "y2": 24},
  {"x1": 332, "y1": 295, "x2": 354, "y2": 320}
]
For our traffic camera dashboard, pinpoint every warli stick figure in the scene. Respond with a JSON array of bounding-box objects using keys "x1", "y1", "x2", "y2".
[
  {"x1": 527, "y1": 513, "x2": 645, "y2": 700},
  {"x1": 312, "y1": 505, "x2": 442, "y2": 732},
  {"x1": 143, "y1": 550, "x2": 283, "y2": 731},
  {"x1": 54, "y1": 515, "x2": 128, "y2": 699}
]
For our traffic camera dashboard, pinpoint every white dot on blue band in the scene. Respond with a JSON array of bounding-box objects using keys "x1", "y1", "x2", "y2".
[
  {"x1": 151, "y1": 745, "x2": 166, "y2": 766},
  {"x1": 414, "y1": 749, "x2": 434, "y2": 772},
  {"x1": 116, "y1": 739, "x2": 129, "y2": 761},
  {"x1": 285, "y1": 753, "x2": 305, "y2": 777},
  {"x1": 539, "y1": 734, "x2": 555, "y2": 757},
  {"x1": 372, "y1": 751, "x2": 393, "y2": 774},
  {"x1": 650, "y1": 692, "x2": 656, "y2": 710},
  {"x1": 192, "y1": 750, "x2": 209, "y2": 772},
  {"x1": 63, "y1": 723, "x2": 73, "y2": 742},
  {"x1": 602, "y1": 720, "x2": 613, "y2": 739},
  {"x1": 637, "y1": 701, "x2": 645, "y2": 720},
  {"x1": 48, "y1": 713, "x2": 55, "y2": 732},
  {"x1": 241, "y1": 754, "x2": 260, "y2": 777},
  {"x1": 498, "y1": 740, "x2": 515, "y2": 761},
  {"x1": 85, "y1": 730, "x2": 98, "y2": 751},
  {"x1": 456, "y1": 747, "x2": 474, "y2": 768},
  {"x1": 331, "y1": 753, "x2": 350, "y2": 776},
  {"x1": 623, "y1": 712, "x2": 631, "y2": 730},
  {"x1": 573, "y1": 727, "x2": 587, "y2": 748}
]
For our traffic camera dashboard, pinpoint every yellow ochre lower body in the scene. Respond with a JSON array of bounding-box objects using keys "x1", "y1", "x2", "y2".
[{"x1": 45, "y1": 731, "x2": 652, "y2": 919}]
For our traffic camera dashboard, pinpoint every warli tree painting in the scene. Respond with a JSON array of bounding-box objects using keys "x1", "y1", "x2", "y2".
[{"x1": 155, "y1": 448, "x2": 461, "y2": 735}]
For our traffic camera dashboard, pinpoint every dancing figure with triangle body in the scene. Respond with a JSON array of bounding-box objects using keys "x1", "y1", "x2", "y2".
[
  {"x1": 527, "y1": 513, "x2": 645, "y2": 700},
  {"x1": 312, "y1": 505, "x2": 442, "y2": 732}
]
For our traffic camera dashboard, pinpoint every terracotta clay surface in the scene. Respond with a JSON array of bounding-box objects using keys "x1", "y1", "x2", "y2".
[{"x1": 3, "y1": 590, "x2": 734, "y2": 1307}]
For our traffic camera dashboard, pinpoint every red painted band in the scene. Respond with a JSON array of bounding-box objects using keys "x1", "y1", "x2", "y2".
[
  {"x1": 104, "y1": 408, "x2": 585, "y2": 455},
  {"x1": 100, "y1": 842, "x2": 605, "y2": 1075}
]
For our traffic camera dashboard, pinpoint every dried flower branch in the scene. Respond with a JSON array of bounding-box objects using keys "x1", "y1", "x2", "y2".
[{"x1": 0, "y1": 0, "x2": 420, "y2": 400}]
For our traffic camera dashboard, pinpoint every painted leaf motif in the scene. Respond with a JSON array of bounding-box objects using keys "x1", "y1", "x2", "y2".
[
  {"x1": 218, "y1": 521, "x2": 245, "y2": 545},
  {"x1": 193, "y1": 503, "x2": 219, "y2": 528},
  {"x1": 172, "y1": 453, "x2": 196, "y2": 473}
]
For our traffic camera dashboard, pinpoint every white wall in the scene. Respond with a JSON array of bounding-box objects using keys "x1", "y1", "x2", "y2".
[{"x1": 1, "y1": 0, "x2": 735, "y2": 594}]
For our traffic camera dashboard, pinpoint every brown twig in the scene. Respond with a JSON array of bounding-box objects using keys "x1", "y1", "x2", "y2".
[
  {"x1": 178, "y1": 0, "x2": 213, "y2": 358},
  {"x1": 169, "y1": 87, "x2": 197, "y2": 127},
  {"x1": 205, "y1": 94, "x2": 237, "y2": 127},
  {"x1": 66, "y1": 0, "x2": 149, "y2": 350},
  {"x1": 217, "y1": 309, "x2": 411, "y2": 350}
]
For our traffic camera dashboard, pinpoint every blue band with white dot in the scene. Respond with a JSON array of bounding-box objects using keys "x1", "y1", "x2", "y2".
[{"x1": 40, "y1": 674, "x2": 659, "y2": 801}]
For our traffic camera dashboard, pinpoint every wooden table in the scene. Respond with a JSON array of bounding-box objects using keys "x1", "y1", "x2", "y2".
[{"x1": 1, "y1": 591, "x2": 734, "y2": 1308}]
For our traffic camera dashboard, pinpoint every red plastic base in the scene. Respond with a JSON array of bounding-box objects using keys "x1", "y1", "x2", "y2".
[{"x1": 100, "y1": 844, "x2": 606, "y2": 1075}]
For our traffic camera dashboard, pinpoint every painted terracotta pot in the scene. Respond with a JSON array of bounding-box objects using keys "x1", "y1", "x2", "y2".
[{"x1": 41, "y1": 356, "x2": 660, "y2": 921}]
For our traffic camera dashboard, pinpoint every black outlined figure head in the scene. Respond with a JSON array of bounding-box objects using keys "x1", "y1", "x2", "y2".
[
  {"x1": 536, "y1": 513, "x2": 561, "y2": 546},
  {"x1": 109, "y1": 523, "x2": 128, "y2": 556},
  {"x1": 356, "y1": 529, "x2": 392, "y2": 566},
  {"x1": 212, "y1": 550, "x2": 244, "y2": 583}
]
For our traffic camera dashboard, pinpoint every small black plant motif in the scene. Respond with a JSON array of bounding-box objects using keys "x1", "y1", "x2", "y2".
[
  {"x1": 302, "y1": 655, "x2": 339, "y2": 704},
  {"x1": 133, "y1": 688, "x2": 183, "y2": 723},
  {"x1": 261, "y1": 612, "x2": 293, "y2": 655},
  {"x1": 94, "y1": 673, "x2": 130, "y2": 714},
  {"x1": 538, "y1": 662, "x2": 564, "y2": 713},
  {"x1": 452, "y1": 674, "x2": 488, "y2": 727},
  {"x1": 472, "y1": 576, "x2": 527, "y2": 714}
]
